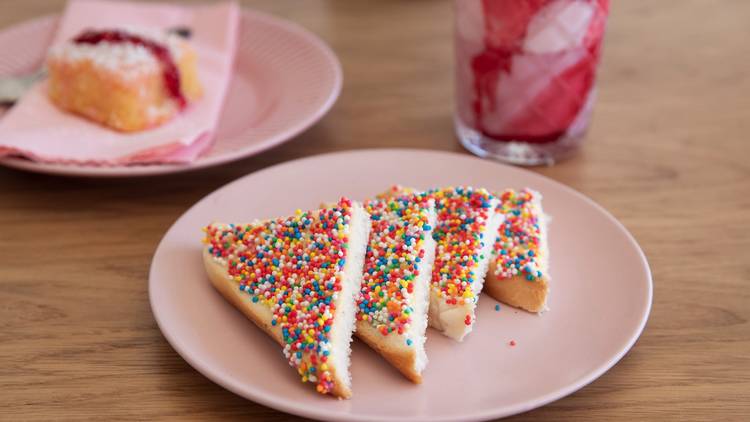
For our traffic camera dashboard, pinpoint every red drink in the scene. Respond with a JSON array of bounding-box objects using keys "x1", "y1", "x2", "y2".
[{"x1": 455, "y1": 0, "x2": 609, "y2": 165}]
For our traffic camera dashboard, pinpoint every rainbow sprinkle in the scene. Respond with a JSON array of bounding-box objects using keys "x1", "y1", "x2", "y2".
[
  {"x1": 203, "y1": 198, "x2": 355, "y2": 395},
  {"x1": 358, "y1": 195, "x2": 433, "y2": 343},
  {"x1": 379, "y1": 186, "x2": 499, "y2": 332},
  {"x1": 493, "y1": 189, "x2": 545, "y2": 282},
  {"x1": 427, "y1": 187, "x2": 496, "y2": 305}
]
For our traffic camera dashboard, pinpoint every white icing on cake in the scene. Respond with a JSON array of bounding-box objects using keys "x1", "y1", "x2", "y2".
[{"x1": 47, "y1": 27, "x2": 184, "y2": 79}]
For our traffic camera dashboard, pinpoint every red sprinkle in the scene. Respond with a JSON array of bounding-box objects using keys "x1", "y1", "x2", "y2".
[
  {"x1": 509, "y1": 340, "x2": 517, "y2": 347},
  {"x1": 464, "y1": 315, "x2": 471, "y2": 325}
]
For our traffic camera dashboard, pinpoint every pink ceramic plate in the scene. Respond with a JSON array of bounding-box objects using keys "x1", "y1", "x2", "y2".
[
  {"x1": 0, "y1": 10, "x2": 341, "y2": 177},
  {"x1": 149, "y1": 149, "x2": 652, "y2": 421}
]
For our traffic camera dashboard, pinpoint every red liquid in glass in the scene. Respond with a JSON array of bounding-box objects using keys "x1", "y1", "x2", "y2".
[{"x1": 456, "y1": 0, "x2": 609, "y2": 145}]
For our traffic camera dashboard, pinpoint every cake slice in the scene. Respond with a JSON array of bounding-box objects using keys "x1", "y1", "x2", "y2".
[
  {"x1": 484, "y1": 189, "x2": 550, "y2": 313},
  {"x1": 355, "y1": 194, "x2": 437, "y2": 383},
  {"x1": 201, "y1": 198, "x2": 370, "y2": 399},
  {"x1": 47, "y1": 28, "x2": 202, "y2": 132},
  {"x1": 379, "y1": 186, "x2": 503, "y2": 341}
]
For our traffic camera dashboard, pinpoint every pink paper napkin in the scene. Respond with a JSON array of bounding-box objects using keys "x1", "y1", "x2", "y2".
[{"x1": 0, "y1": 0, "x2": 239, "y2": 165}]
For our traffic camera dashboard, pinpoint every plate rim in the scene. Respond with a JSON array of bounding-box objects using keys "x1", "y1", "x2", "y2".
[
  {"x1": 0, "y1": 9, "x2": 343, "y2": 178},
  {"x1": 148, "y1": 148, "x2": 653, "y2": 422}
]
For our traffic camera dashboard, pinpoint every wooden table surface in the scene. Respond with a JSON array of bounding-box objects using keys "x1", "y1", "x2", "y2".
[{"x1": 1, "y1": 0, "x2": 748, "y2": 420}]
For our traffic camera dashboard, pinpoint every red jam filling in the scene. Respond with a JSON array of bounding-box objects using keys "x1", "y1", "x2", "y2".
[{"x1": 73, "y1": 29, "x2": 187, "y2": 109}]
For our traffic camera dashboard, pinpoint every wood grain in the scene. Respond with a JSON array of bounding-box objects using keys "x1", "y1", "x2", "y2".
[{"x1": 1, "y1": 0, "x2": 749, "y2": 420}]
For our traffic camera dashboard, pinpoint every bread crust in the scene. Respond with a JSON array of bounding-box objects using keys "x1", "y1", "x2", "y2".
[
  {"x1": 485, "y1": 259, "x2": 549, "y2": 313},
  {"x1": 202, "y1": 249, "x2": 353, "y2": 399},
  {"x1": 355, "y1": 321, "x2": 421, "y2": 383}
]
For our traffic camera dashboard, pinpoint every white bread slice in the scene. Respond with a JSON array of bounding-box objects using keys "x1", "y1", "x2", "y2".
[
  {"x1": 355, "y1": 195, "x2": 437, "y2": 383},
  {"x1": 378, "y1": 186, "x2": 503, "y2": 342},
  {"x1": 202, "y1": 198, "x2": 370, "y2": 399},
  {"x1": 484, "y1": 189, "x2": 550, "y2": 313}
]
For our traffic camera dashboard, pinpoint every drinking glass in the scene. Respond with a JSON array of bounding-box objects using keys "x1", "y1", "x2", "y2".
[{"x1": 455, "y1": 0, "x2": 610, "y2": 165}]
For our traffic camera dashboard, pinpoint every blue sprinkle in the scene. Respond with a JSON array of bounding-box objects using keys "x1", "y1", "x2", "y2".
[
  {"x1": 495, "y1": 304, "x2": 501, "y2": 311},
  {"x1": 251, "y1": 296, "x2": 259, "y2": 303},
  {"x1": 406, "y1": 339, "x2": 413, "y2": 346}
]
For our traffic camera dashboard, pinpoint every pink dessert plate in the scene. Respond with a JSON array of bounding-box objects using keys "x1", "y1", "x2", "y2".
[
  {"x1": 149, "y1": 149, "x2": 652, "y2": 421},
  {"x1": 0, "y1": 10, "x2": 342, "y2": 177}
]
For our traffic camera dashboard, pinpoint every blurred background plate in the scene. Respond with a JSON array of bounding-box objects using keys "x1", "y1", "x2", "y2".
[{"x1": 0, "y1": 9, "x2": 342, "y2": 177}]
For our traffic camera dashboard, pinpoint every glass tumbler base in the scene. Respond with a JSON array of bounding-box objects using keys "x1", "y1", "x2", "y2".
[{"x1": 455, "y1": 118, "x2": 584, "y2": 166}]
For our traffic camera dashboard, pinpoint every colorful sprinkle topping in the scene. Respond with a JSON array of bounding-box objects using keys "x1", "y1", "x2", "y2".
[
  {"x1": 427, "y1": 187, "x2": 497, "y2": 305},
  {"x1": 358, "y1": 195, "x2": 433, "y2": 341},
  {"x1": 380, "y1": 186, "x2": 499, "y2": 319},
  {"x1": 203, "y1": 198, "x2": 355, "y2": 395},
  {"x1": 493, "y1": 189, "x2": 545, "y2": 281}
]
